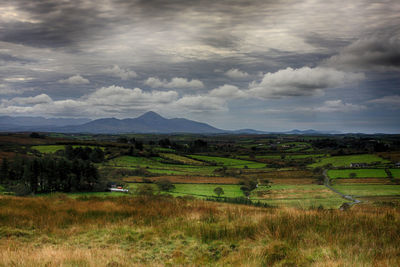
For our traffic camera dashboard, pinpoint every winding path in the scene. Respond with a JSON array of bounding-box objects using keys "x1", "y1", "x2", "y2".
[{"x1": 323, "y1": 169, "x2": 361, "y2": 208}]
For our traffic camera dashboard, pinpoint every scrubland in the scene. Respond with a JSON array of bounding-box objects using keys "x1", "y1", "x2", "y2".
[{"x1": 1, "y1": 195, "x2": 399, "y2": 266}]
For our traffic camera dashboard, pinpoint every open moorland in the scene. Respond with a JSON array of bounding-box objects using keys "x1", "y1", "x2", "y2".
[{"x1": 1, "y1": 132, "x2": 400, "y2": 266}]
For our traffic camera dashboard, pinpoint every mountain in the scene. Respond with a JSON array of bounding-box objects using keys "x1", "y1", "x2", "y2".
[
  {"x1": 57, "y1": 111, "x2": 226, "y2": 134},
  {"x1": 0, "y1": 112, "x2": 343, "y2": 134},
  {"x1": 283, "y1": 129, "x2": 342, "y2": 135},
  {"x1": 0, "y1": 116, "x2": 91, "y2": 132}
]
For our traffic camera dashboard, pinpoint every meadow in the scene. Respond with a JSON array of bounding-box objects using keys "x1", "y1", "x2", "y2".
[
  {"x1": 0, "y1": 195, "x2": 399, "y2": 266},
  {"x1": 332, "y1": 184, "x2": 400, "y2": 197},
  {"x1": 252, "y1": 184, "x2": 345, "y2": 209},
  {"x1": 32, "y1": 144, "x2": 105, "y2": 153},
  {"x1": 309, "y1": 154, "x2": 389, "y2": 168},
  {"x1": 327, "y1": 169, "x2": 388, "y2": 179},
  {"x1": 189, "y1": 155, "x2": 266, "y2": 168},
  {"x1": 390, "y1": 169, "x2": 400, "y2": 178}
]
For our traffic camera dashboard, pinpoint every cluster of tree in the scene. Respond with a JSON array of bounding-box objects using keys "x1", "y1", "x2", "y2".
[
  {"x1": 0, "y1": 156, "x2": 100, "y2": 195},
  {"x1": 239, "y1": 179, "x2": 258, "y2": 197},
  {"x1": 29, "y1": 132, "x2": 46, "y2": 139},
  {"x1": 206, "y1": 196, "x2": 271, "y2": 208},
  {"x1": 117, "y1": 137, "x2": 143, "y2": 150},
  {"x1": 64, "y1": 145, "x2": 105, "y2": 163}
]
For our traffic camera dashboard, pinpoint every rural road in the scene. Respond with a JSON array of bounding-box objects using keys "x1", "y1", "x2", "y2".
[{"x1": 323, "y1": 169, "x2": 361, "y2": 209}]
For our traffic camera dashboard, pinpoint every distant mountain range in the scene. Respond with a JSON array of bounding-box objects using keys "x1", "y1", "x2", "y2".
[{"x1": 0, "y1": 112, "x2": 342, "y2": 135}]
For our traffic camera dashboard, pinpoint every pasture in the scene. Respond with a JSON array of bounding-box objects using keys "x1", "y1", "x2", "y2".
[
  {"x1": 309, "y1": 154, "x2": 389, "y2": 168},
  {"x1": 252, "y1": 184, "x2": 345, "y2": 209},
  {"x1": 32, "y1": 145, "x2": 105, "y2": 154},
  {"x1": 189, "y1": 155, "x2": 266, "y2": 169},
  {"x1": 390, "y1": 169, "x2": 400, "y2": 178},
  {"x1": 327, "y1": 169, "x2": 388, "y2": 179},
  {"x1": 332, "y1": 184, "x2": 400, "y2": 197}
]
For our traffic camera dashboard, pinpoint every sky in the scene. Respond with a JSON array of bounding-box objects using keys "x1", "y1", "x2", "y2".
[{"x1": 0, "y1": 0, "x2": 399, "y2": 133}]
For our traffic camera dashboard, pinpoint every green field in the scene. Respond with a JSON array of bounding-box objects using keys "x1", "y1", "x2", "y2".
[
  {"x1": 390, "y1": 169, "x2": 400, "y2": 178},
  {"x1": 108, "y1": 156, "x2": 219, "y2": 175},
  {"x1": 127, "y1": 183, "x2": 244, "y2": 198},
  {"x1": 332, "y1": 185, "x2": 400, "y2": 197},
  {"x1": 31, "y1": 145, "x2": 65, "y2": 153},
  {"x1": 32, "y1": 145, "x2": 104, "y2": 153},
  {"x1": 327, "y1": 169, "x2": 388, "y2": 179},
  {"x1": 309, "y1": 154, "x2": 389, "y2": 168},
  {"x1": 251, "y1": 184, "x2": 345, "y2": 209},
  {"x1": 254, "y1": 154, "x2": 325, "y2": 160},
  {"x1": 189, "y1": 155, "x2": 266, "y2": 169},
  {"x1": 160, "y1": 153, "x2": 204, "y2": 165}
]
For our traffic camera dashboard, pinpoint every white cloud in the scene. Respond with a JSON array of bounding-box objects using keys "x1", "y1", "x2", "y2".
[
  {"x1": 58, "y1": 75, "x2": 90, "y2": 85},
  {"x1": 3, "y1": 77, "x2": 34, "y2": 82},
  {"x1": 85, "y1": 86, "x2": 178, "y2": 107},
  {"x1": 144, "y1": 77, "x2": 204, "y2": 89},
  {"x1": 368, "y1": 95, "x2": 400, "y2": 108},
  {"x1": 262, "y1": 99, "x2": 366, "y2": 114},
  {"x1": 0, "y1": 84, "x2": 33, "y2": 95},
  {"x1": 173, "y1": 95, "x2": 227, "y2": 112},
  {"x1": 248, "y1": 67, "x2": 365, "y2": 99},
  {"x1": 3, "y1": 94, "x2": 53, "y2": 105},
  {"x1": 209, "y1": 84, "x2": 247, "y2": 99},
  {"x1": 314, "y1": 100, "x2": 366, "y2": 112},
  {"x1": 225, "y1": 68, "x2": 250, "y2": 79},
  {"x1": 0, "y1": 86, "x2": 180, "y2": 117},
  {"x1": 104, "y1": 65, "x2": 138, "y2": 80}
]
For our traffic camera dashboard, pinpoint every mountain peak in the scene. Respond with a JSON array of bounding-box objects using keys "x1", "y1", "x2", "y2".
[{"x1": 137, "y1": 111, "x2": 165, "y2": 120}]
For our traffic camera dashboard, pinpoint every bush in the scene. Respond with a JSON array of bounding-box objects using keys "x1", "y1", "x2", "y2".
[
  {"x1": 135, "y1": 184, "x2": 155, "y2": 196},
  {"x1": 155, "y1": 179, "x2": 175, "y2": 191}
]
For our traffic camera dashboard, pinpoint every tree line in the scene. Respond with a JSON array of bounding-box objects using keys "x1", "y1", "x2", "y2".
[{"x1": 0, "y1": 146, "x2": 104, "y2": 195}]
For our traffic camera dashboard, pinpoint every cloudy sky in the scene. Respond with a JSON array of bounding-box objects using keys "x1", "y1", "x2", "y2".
[{"x1": 0, "y1": 0, "x2": 399, "y2": 133}]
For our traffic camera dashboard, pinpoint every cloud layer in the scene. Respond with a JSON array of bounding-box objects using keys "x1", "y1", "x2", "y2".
[{"x1": 0, "y1": 0, "x2": 399, "y2": 132}]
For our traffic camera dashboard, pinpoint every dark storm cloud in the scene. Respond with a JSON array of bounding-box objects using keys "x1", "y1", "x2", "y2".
[
  {"x1": 0, "y1": 0, "x2": 113, "y2": 49},
  {"x1": 326, "y1": 32, "x2": 400, "y2": 71}
]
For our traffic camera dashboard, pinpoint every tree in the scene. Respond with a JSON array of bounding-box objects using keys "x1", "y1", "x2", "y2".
[
  {"x1": 0, "y1": 158, "x2": 9, "y2": 183},
  {"x1": 349, "y1": 172, "x2": 357, "y2": 178},
  {"x1": 155, "y1": 179, "x2": 175, "y2": 191},
  {"x1": 214, "y1": 187, "x2": 224, "y2": 197},
  {"x1": 135, "y1": 184, "x2": 154, "y2": 196}
]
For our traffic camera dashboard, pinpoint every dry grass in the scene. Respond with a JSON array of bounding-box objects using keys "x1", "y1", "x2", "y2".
[
  {"x1": 268, "y1": 178, "x2": 317, "y2": 184},
  {"x1": 123, "y1": 175, "x2": 240, "y2": 184},
  {"x1": 0, "y1": 195, "x2": 400, "y2": 266}
]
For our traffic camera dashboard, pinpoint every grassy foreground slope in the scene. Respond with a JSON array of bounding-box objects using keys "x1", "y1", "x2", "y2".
[{"x1": 0, "y1": 195, "x2": 399, "y2": 266}]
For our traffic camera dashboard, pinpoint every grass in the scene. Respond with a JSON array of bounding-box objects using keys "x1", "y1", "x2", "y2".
[
  {"x1": 32, "y1": 145, "x2": 105, "y2": 154},
  {"x1": 0, "y1": 195, "x2": 399, "y2": 266},
  {"x1": 189, "y1": 155, "x2": 266, "y2": 169},
  {"x1": 127, "y1": 183, "x2": 244, "y2": 198},
  {"x1": 160, "y1": 153, "x2": 204, "y2": 165},
  {"x1": 327, "y1": 169, "x2": 388, "y2": 178},
  {"x1": 108, "y1": 156, "x2": 219, "y2": 176},
  {"x1": 124, "y1": 175, "x2": 240, "y2": 184},
  {"x1": 309, "y1": 154, "x2": 389, "y2": 168},
  {"x1": 390, "y1": 169, "x2": 400, "y2": 178},
  {"x1": 251, "y1": 184, "x2": 345, "y2": 209},
  {"x1": 31, "y1": 145, "x2": 65, "y2": 153},
  {"x1": 332, "y1": 184, "x2": 400, "y2": 197}
]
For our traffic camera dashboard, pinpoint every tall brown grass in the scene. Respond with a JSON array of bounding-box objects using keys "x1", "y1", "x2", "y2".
[{"x1": 0, "y1": 195, "x2": 399, "y2": 266}]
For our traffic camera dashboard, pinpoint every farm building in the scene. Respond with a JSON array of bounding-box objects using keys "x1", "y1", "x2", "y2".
[
  {"x1": 108, "y1": 183, "x2": 129, "y2": 193},
  {"x1": 349, "y1": 163, "x2": 368, "y2": 168}
]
